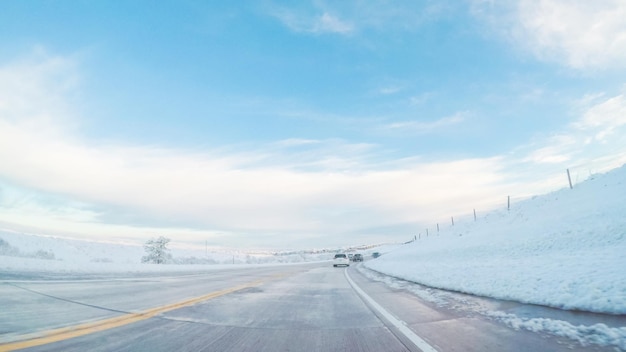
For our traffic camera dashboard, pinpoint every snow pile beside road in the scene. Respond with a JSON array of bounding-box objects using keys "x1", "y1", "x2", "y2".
[{"x1": 365, "y1": 165, "x2": 626, "y2": 314}]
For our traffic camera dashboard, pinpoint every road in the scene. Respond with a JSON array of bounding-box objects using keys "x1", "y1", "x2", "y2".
[{"x1": 0, "y1": 262, "x2": 623, "y2": 351}]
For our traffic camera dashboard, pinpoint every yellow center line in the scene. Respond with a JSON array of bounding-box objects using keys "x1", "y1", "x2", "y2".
[{"x1": 0, "y1": 277, "x2": 274, "y2": 352}]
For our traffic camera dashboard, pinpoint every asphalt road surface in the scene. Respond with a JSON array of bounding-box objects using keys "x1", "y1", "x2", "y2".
[{"x1": 1, "y1": 262, "x2": 623, "y2": 351}]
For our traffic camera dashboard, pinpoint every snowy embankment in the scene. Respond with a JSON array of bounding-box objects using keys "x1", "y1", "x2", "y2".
[{"x1": 365, "y1": 165, "x2": 626, "y2": 314}]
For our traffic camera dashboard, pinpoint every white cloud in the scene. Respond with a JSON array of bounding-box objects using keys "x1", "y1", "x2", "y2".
[
  {"x1": 270, "y1": 9, "x2": 354, "y2": 35},
  {"x1": 0, "y1": 48, "x2": 80, "y2": 129},
  {"x1": 0, "y1": 119, "x2": 515, "y2": 246},
  {"x1": 379, "y1": 85, "x2": 404, "y2": 95},
  {"x1": 473, "y1": 0, "x2": 626, "y2": 69},
  {"x1": 314, "y1": 12, "x2": 354, "y2": 34},
  {"x1": 383, "y1": 112, "x2": 467, "y2": 133},
  {"x1": 273, "y1": 138, "x2": 321, "y2": 148},
  {"x1": 267, "y1": 1, "x2": 454, "y2": 37},
  {"x1": 0, "y1": 113, "x2": 503, "y2": 234},
  {"x1": 409, "y1": 92, "x2": 434, "y2": 106},
  {"x1": 522, "y1": 135, "x2": 576, "y2": 164},
  {"x1": 573, "y1": 94, "x2": 626, "y2": 141}
]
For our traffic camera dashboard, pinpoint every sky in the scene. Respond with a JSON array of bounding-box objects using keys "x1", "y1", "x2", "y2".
[{"x1": 1, "y1": 0, "x2": 626, "y2": 249}]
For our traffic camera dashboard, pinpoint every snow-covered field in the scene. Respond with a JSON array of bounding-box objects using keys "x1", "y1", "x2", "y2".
[
  {"x1": 365, "y1": 164, "x2": 626, "y2": 315},
  {"x1": 0, "y1": 228, "x2": 392, "y2": 274}
]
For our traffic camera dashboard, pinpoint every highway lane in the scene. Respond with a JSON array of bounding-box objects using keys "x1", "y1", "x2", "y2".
[
  {"x1": 1, "y1": 263, "x2": 411, "y2": 351},
  {"x1": 1, "y1": 262, "x2": 623, "y2": 351},
  {"x1": 0, "y1": 265, "x2": 312, "y2": 344}
]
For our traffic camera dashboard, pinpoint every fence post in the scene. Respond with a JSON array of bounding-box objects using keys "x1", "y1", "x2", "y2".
[
  {"x1": 507, "y1": 196, "x2": 510, "y2": 211},
  {"x1": 437, "y1": 223, "x2": 440, "y2": 232},
  {"x1": 426, "y1": 228, "x2": 429, "y2": 237},
  {"x1": 567, "y1": 168, "x2": 573, "y2": 189},
  {"x1": 473, "y1": 208, "x2": 477, "y2": 221},
  {"x1": 451, "y1": 216, "x2": 455, "y2": 226}
]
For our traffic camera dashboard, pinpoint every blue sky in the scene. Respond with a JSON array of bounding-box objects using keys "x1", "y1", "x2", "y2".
[{"x1": 1, "y1": 1, "x2": 626, "y2": 249}]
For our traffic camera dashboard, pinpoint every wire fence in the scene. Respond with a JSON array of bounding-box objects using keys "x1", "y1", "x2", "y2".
[{"x1": 409, "y1": 160, "x2": 626, "y2": 242}]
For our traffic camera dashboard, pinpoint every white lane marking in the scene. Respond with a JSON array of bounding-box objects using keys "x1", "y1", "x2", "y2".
[{"x1": 344, "y1": 268, "x2": 438, "y2": 352}]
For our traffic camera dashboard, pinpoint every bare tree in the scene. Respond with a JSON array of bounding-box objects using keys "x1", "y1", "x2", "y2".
[{"x1": 141, "y1": 236, "x2": 172, "y2": 264}]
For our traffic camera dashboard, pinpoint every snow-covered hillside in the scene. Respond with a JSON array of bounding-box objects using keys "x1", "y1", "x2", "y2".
[{"x1": 365, "y1": 164, "x2": 626, "y2": 314}]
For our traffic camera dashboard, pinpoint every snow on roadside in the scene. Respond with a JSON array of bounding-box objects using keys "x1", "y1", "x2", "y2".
[
  {"x1": 357, "y1": 265, "x2": 626, "y2": 350},
  {"x1": 365, "y1": 165, "x2": 626, "y2": 315},
  {"x1": 486, "y1": 311, "x2": 626, "y2": 350}
]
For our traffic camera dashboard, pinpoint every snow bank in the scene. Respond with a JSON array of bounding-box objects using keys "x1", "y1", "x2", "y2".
[{"x1": 365, "y1": 165, "x2": 626, "y2": 314}]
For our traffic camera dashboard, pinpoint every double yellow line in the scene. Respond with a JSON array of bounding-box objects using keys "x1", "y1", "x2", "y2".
[{"x1": 0, "y1": 279, "x2": 265, "y2": 351}]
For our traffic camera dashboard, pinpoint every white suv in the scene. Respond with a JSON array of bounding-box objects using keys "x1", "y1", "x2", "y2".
[{"x1": 333, "y1": 253, "x2": 350, "y2": 267}]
